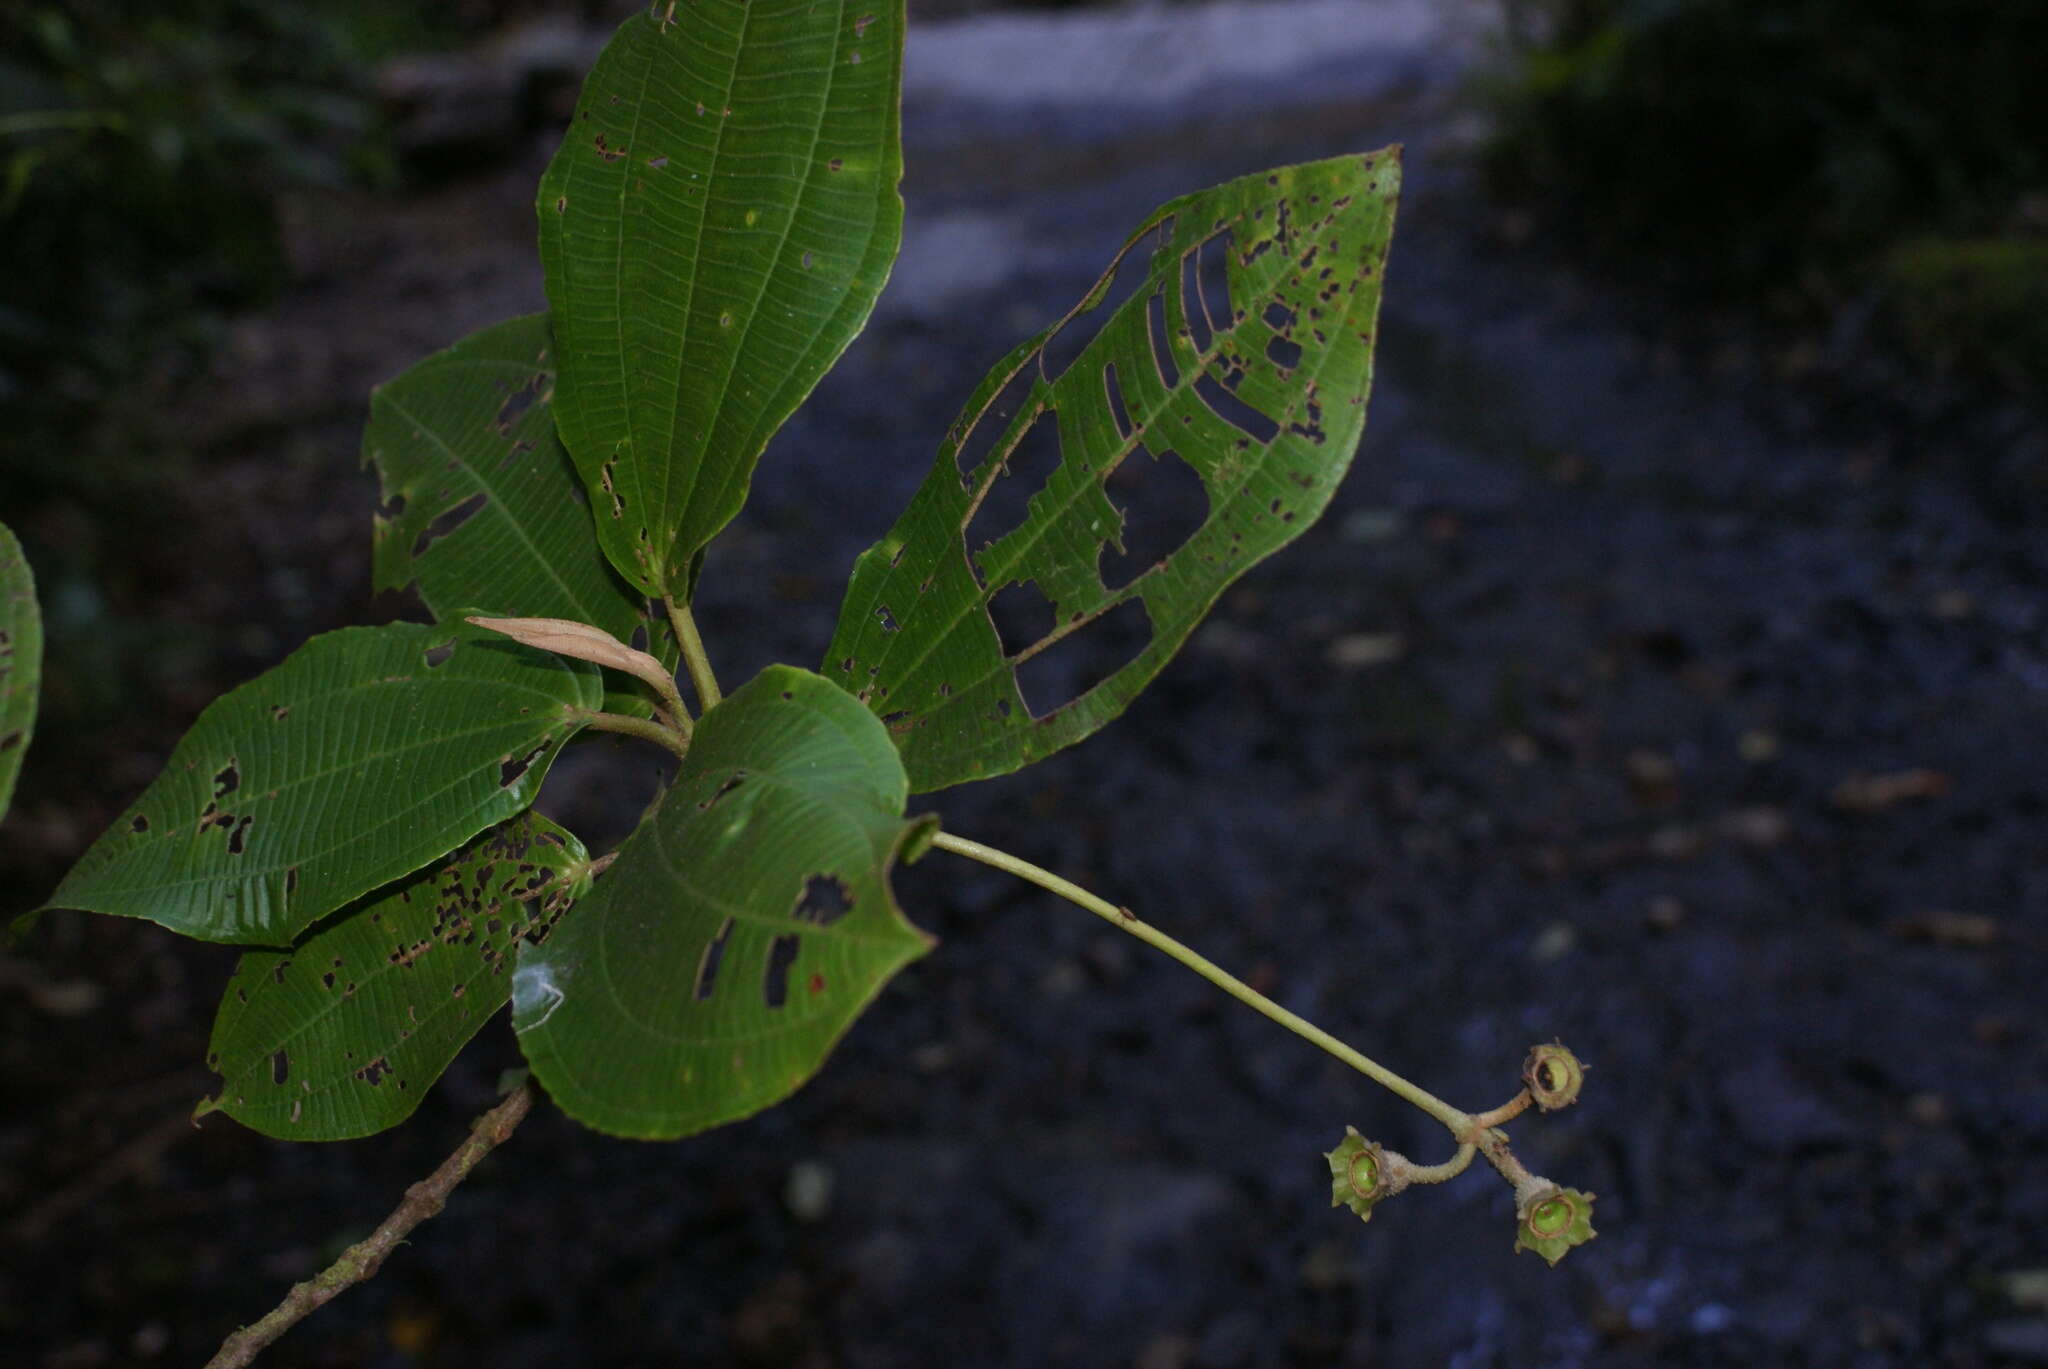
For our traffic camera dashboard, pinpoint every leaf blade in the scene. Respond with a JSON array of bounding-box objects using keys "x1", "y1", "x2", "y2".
[
  {"x1": 824, "y1": 150, "x2": 1401, "y2": 791},
  {"x1": 49, "y1": 622, "x2": 601, "y2": 945},
  {"x1": 0, "y1": 521, "x2": 39, "y2": 822},
  {"x1": 539, "y1": 1, "x2": 906, "y2": 597},
  {"x1": 513, "y1": 665, "x2": 931, "y2": 1140},
  {"x1": 363, "y1": 312, "x2": 675, "y2": 717},
  {"x1": 201, "y1": 812, "x2": 590, "y2": 1140}
]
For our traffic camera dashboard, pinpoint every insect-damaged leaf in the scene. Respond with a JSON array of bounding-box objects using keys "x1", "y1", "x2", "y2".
[
  {"x1": 538, "y1": 0, "x2": 905, "y2": 599},
  {"x1": 824, "y1": 151, "x2": 1400, "y2": 791},
  {"x1": 200, "y1": 812, "x2": 591, "y2": 1141},
  {"x1": 514, "y1": 665, "x2": 933, "y2": 1139},
  {"x1": 0, "y1": 521, "x2": 39, "y2": 823},
  {"x1": 363, "y1": 312, "x2": 676, "y2": 719},
  {"x1": 48, "y1": 622, "x2": 600, "y2": 945}
]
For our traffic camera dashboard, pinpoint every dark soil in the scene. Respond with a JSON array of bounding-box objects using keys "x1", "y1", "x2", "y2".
[{"x1": 4, "y1": 34, "x2": 2045, "y2": 1369}]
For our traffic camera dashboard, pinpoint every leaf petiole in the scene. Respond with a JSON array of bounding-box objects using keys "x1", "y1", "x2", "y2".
[
  {"x1": 575, "y1": 708, "x2": 691, "y2": 760},
  {"x1": 925, "y1": 831, "x2": 1476, "y2": 1138},
  {"x1": 666, "y1": 597, "x2": 722, "y2": 713}
]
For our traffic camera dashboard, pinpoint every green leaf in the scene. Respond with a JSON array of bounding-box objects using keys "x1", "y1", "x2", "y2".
[
  {"x1": 538, "y1": 1, "x2": 906, "y2": 598},
  {"x1": 49, "y1": 622, "x2": 600, "y2": 945},
  {"x1": 514, "y1": 665, "x2": 933, "y2": 1139},
  {"x1": 363, "y1": 312, "x2": 676, "y2": 718},
  {"x1": 824, "y1": 150, "x2": 1400, "y2": 791},
  {"x1": 199, "y1": 812, "x2": 591, "y2": 1140},
  {"x1": 0, "y1": 521, "x2": 38, "y2": 822}
]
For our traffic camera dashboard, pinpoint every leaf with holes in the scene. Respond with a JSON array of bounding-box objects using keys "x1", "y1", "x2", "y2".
[
  {"x1": 824, "y1": 150, "x2": 1400, "y2": 791},
  {"x1": 539, "y1": 0, "x2": 905, "y2": 599},
  {"x1": 199, "y1": 812, "x2": 591, "y2": 1140},
  {"x1": 513, "y1": 664, "x2": 933, "y2": 1139},
  {"x1": 364, "y1": 312, "x2": 676, "y2": 718},
  {"x1": 48, "y1": 622, "x2": 600, "y2": 945},
  {"x1": 0, "y1": 521, "x2": 38, "y2": 822}
]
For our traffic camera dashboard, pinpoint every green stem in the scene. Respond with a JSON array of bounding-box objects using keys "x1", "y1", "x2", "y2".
[
  {"x1": 666, "y1": 598, "x2": 722, "y2": 712},
  {"x1": 927, "y1": 831, "x2": 1475, "y2": 1138},
  {"x1": 1397, "y1": 1141, "x2": 1478, "y2": 1186},
  {"x1": 1467, "y1": 1090, "x2": 1533, "y2": 1133},
  {"x1": 576, "y1": 709, "x2": 690, "y2": 760}
]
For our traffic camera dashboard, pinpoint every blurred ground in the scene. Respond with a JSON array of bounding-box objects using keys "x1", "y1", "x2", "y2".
[{"x1": 3, "y1": 2, "x2": 2045, "y2": 1366}]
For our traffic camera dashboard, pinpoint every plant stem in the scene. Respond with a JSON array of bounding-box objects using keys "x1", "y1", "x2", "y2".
[
  {"x1": 205, "y1": 1081, "x2": 536, "y2": 1369},
  {"x1": 665, "y1": 598, "x2": 722, "y2": 712},
  {"x1": 926, "y1": 832, "x2": 1475, "y2": 1138},
  {"x1": 1399, "y1": 1141, "x2": 1478, "y2": 1186},
  {"x1": 577, "y1": 709, "x2": 691, "y2": 760},
  {"x1": 1467, "y1": 1090, "x2": 1533, "y2": 1132}
]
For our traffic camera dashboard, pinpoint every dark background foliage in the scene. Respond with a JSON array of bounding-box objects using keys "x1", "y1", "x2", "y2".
[
  {"x1": 3, "y1": 2, "x2": 2044, "y2": 1365},
  {"x1": 1484, "y1": 0, "x2": 2048, "y2": 384}
]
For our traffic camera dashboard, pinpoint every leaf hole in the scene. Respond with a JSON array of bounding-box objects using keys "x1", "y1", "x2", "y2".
[
  {"x1": 988, "y1": 580, "x2": 1058, "y2": 659},
  {"x1": 1014, "y1": 597, "x2": 1154, "y2": 720},
  {"x1": 1193, "y1": 373, "x2": 1280, "y2": 444},
  {"x1": 271, "y1": 1049, "x2": 290, "y2": 1085},
  {"x1": 875, "y1": 604, "x2": 899, "y2": 632},
  {"x1": 411, "y1": 491, "x2": 487, "y2": 558},
  {"x1": 1146, "y1": 291, "x2": 1181, "y2": 389},
  {"x1": 1041, "y1": 222, "x2": 1165, "y2": 381},
  {"x1": 499, "y1": 741, "x2": 548, "y2": 789},
  {"x1": 792, "y1": 874, "x2": 855, "y2": 926},
  {"x1": 1099, "y1": 445, "x2": 1209, "y2": 591},
  {"x1": 1266, "y1": 334, "x2": 1305, "y2": 370},
  {"x1": 1190, "y1": 228, "x2": 1236, "y2": 344},
  {"x1": 493, "y1": 376, "x2": 542, "y2": 433},
  {"x1": 129, "y1": 813, "x2": 149, "y2": 833},
  {"x1": 227, "y1": 815, "x2": 253, "y2": 856},
  {"x1": 950, "y1": 360, "x2": 1038, "y2": 482},
  {"x1": 699, "y1": 771, "x2": 746, "y2": 810},
  {"x1": 964, "y1": 407, "x2": 1062, "y2": 564},
  {"x1": 695, "y1": 917, "x2": 736, "y2": 1001},
  {"x1": 763, "y1": 933, "x2": 802, "y2": 1009},
  {"x1": 212, "y1": 761, "x2": 240, "y2": 799},
  {"x1": 1178, "y1": 228, "x2": 1236, "y2": 358},
  {"x1": 1103, "y1": 363, "x2": 1133, "y2": 440}
]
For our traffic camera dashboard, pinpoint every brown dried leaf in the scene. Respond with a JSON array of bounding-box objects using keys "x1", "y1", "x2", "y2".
[{"x1": 467, "y1": 615, "x2": 676, "y2": 702}]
